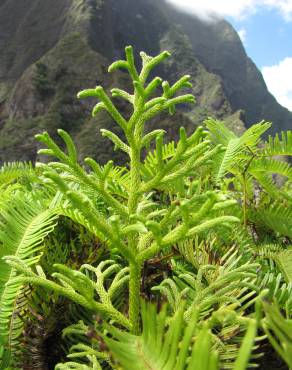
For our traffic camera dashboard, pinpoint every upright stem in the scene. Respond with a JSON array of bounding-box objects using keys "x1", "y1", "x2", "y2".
[
  {"x1": 128, "y1": 145, "x2": 142, "y2": 333},
  {"x1": 128, "y1": 146, "x2": 140, "y2": 213},
  {"x1": 243, "y1": 173, "x2": 247, "y2": 228},
  {"x1": 129, "y1": 262, "x2": 142, "y2": 334},
  {"x1": 242, "y1": 148, "x2": 255, "y2": 229}
]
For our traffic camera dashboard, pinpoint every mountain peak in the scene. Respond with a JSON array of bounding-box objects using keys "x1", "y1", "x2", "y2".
[{"x1": 0, "y1": 0, "x2": 290, "y2": 163}]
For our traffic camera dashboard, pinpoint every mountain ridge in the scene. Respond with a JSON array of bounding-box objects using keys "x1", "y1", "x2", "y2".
[{"x1": 0, "y1": 0, "x2": 290, "y2": 163}]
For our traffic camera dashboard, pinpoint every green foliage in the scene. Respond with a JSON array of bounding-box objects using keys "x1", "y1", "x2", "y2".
[
  {"x1": 0, "y1": 46, "x2": 291, "y2": 369},
  {"x1": 0, "y1": 192, "x2": 58, "y2": 366},
  {"x1": 254, "y1": 201, "x2": 292, "y2": 239},
  {"x1": 105, "y1": 301, "x2": 218, "y2": 370},
  {"x1": 27, "y1": 46, "x2": 239, "y2": 339},
  {"x1": 206, "y1": 118, "x2": 271, "y2": 184},
  {"x1": 0, "y1": 162, "x2": 33, "y2": 189},
  {"x1": 275, "y1": 250, "x2": 292, "y2": 283},
  {"x1": 262, "y1": 302, "x2": 292, "y2": 368},
  {"x1": 33, "y1": 61, "x2": 55, "y2": 96},
  {"x1": 6, "y1": 258, "x2": 131, "y2": 331},
  {"x1": 152, "y1": 244, "x2": 261, "y2": 369},
  {"x1": 262, "y1": 130, "x2": 292, "y2": 156}
]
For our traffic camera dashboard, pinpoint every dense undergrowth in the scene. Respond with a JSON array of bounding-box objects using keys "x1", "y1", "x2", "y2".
[{"x1": 0, "y1": 46, "x2": 292, "y2": 369}]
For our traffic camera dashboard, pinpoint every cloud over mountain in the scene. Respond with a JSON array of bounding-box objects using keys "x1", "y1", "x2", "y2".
[
  {"x1": 165, "y1": 0, "x2": 292, "y2": 21},
  {"x1": 262, "y1": 57, "x2": 292, "y2": 111}
]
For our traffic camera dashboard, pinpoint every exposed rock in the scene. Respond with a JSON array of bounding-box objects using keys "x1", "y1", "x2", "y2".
[{"x1": 0, "y1": 0, "x2": 290, "y2": 163}]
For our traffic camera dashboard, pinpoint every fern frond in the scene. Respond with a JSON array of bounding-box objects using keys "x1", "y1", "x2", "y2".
[
  {"x1": 0, "y1": 193, "x2": 58, "y2": 366},
  {"x1": 105, "y1": 165, "x2": 130, "y2": 199},
  {"x1": 249, "y1": 171, "x2": 281, "y2": 198},
  {"x1": 142, "y1": 141, "x2": 176, "y2": 179},
  {"x1": 256, "y1": 271, "x2": 292, "y2": 312},
  {"x1": 249, "y1": 158, "x2": 292, "y2": 180},
  {"x1": 254, "y1": 202, "x2": 292, "y2": 238},
  {"x1": 252, "y1": 243, "x2": 283, "y2": 259},
  {"x1": 206, "y1": 119, "x2": 271, "y2": 184},
  {"x1": 105, "y1": 300, "x2": 218, "y2": 370},
  {"x1": 262, "y1": 131, "x2": 292, "y2": 156},
  {"x1": 205, "y1": 118, "x2": 237, "y2": 145},
  {"x1": 0, "y1": 162, "x2": 33, "y2": 188},
  {"x1": 276, "y1": 250, "x2": 292, "y2": 283},
  {"x1": 239, "y1": 121, "x2": 272, "y2": 148},
  {"x1": 211, "y1": 138, "x2": 243, "y2": 184},
  {"x1": 58, "y1": 205, "x2": 108, "y2": 244},
  {"x1": 206, "y1": 119, "x2": 271, "y2": 149},
  {"x1": 262, "y1": 302, "x2": 292, "y2": 368},
  {"x1": 155, "y1": 244, "x2": 258, "y2": 317}
]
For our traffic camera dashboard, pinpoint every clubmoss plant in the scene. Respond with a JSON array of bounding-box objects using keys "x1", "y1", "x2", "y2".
[
  {"x1": 6, "y1": 46, "x2": 239, "y2": 336},
  {"x1": 78, "y1": 46, "x2": 241, "y2": 333}
]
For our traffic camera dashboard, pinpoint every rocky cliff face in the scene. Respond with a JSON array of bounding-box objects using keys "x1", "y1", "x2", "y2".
[
  {"x1": 0, "y1": 0, "x2": 290, "y2": 163},
  {"x1": 165, "y1": 7, "x2": 292, "y2": 133}
]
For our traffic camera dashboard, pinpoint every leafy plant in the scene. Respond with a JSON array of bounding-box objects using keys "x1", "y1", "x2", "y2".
[
  {"x1": 0, "y1": 46, "x2": 291, "y2": 369},
  {"x1": 262, "y1": 302, "x2": 292, "y2": 368},
  {"x1": 0, "y1": 191, "x2": 58, "y2": 366},
  {"x1": 33, "y1": 61, "x2": 54, "y2": 96},
  {"x1": 6, "y1": 46, "x2": 238, "y2": 334}
]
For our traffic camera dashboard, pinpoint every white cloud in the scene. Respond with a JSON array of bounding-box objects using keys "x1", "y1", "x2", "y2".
[
  {"x1": 165, "y1": 0, "x2": 292, "y2": 21},
  {"x1": 264, "y1": 0, "x2": 292, "y2": 20},
  {"x1": 238, "y1": 28, "x2": 247, "y2": 43},
  {"x1": 262, "y1": 57, "x2": 292, "y2": 111},
  {"x1": 164, "y1": 0, "x2": 255, "y2": 20}
]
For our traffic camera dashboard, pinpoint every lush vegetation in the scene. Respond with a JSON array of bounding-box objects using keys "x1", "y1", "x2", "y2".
[{"x1": 0, "y1": 46, "x2": 291, "y2": 369}]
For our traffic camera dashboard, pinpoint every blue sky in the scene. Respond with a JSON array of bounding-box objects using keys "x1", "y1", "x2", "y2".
[
  {"x1": 229, "y1": 9, "x2": 292, "y2": 67},
  {"x1": 165, "y1": 0, "x2": 292, "y2": 112}
]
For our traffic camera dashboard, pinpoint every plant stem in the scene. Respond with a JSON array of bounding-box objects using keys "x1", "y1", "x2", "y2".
[
  {"x1": 243, "y1": 173, "x2": 247, "y2": 228},
  {"x1": 128, "y1": 144, "x2": 142, "y2": 334},
  {"x1": 129, "y1": 262, "x2": 142, "y2": 334},
  {"x1": 242, "y1": 147, "x2": 255, "y2": 228},
  {"x1": 128, "y1": 146, "x2": 140, "y2": 213}
]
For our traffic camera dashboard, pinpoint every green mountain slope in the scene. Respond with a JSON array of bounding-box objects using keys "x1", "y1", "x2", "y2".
[{"x1": 0, "y1": 0, "x2": 290, "y2": 163}]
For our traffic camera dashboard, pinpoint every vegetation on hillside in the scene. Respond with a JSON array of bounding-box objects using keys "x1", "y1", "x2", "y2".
[
  {"x1": 0, "y1": 46, "x2": 291, "y2": 369},
  {"x1": 1, "y1": 0, "x2": 292, "y2": 165}
]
